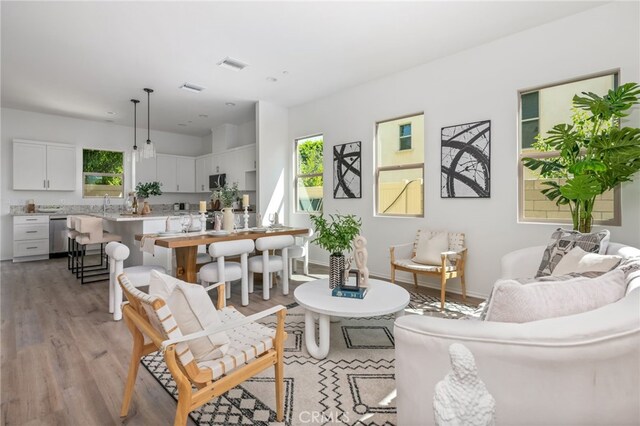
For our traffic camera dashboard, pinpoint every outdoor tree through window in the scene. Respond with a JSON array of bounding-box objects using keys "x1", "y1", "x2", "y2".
[
  {"x1": 83, "y1": 149, "x2": 124, "y2": 198},
  {"x1": 376, "y1": 113, "x2": 424, "y2": 216},
  {"x1": 295, "y1": 135, "x2": 323, "y2": 212}
]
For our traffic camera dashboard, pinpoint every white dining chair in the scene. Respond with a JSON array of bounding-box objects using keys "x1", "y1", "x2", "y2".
[
  {"x1": 287, "y1": 229, "x2": 313, "y2": 276},
  {"x1": 199, "y1": 239, "x2": 255, "y2": 306},
  {"x1": 249, "y1": 235, "x2": 294, "y2": 300},
  {"x1": 105, "y1": 241, "x2": 166, "y2": 321}
]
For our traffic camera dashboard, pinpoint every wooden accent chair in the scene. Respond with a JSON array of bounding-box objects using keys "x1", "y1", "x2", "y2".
[
  {"x1": 117, "y1": 274, "x2": 287, "y2": 426},
  {"x1": 389, "y1": 231, "x2": 467, "y2": 309}
]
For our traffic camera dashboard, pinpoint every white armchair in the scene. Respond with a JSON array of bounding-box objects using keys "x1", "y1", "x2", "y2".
[{"x1": 394, "y1": 242, "x2": 640, "y2": 425}]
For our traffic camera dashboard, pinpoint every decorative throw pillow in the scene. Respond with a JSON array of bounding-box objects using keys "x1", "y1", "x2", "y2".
[
  {"x1": 535, "y1": 228, "x2": 610, "y2": 277},
  {"x1": 412, "y1": 231, "x2": 449, "y2": 265},
  {"x1": 148, "y1": 270, "x2": 230, "y2": 361},
  {"x1": 618, "y1": 257, "x2": 640, "y2": 295},
  {"x1": 552, "y1": 246, "x2": 621, "y2": 276},
  {"x1": 484, "y1": 268, "x2": 625, "y2": 323}
]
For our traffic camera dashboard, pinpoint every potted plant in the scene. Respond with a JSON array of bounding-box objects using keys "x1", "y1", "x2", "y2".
[
  {"x1": 522, "y1": 82, "x2": 640, "y2": 233},
  {"x1": 309, "y1": 213, "x2": 362, "y2": 288},
  {"x1": 213, "y1": 182, "x2": 239, "y2": 231},
  {"x1": 135, "y1": 181, "x2": 162, "y2": 215}
]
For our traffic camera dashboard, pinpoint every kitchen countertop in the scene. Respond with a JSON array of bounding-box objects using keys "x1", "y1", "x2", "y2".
[{"x1": 11, "y1": 210, "x2": 203, "y2": 220}]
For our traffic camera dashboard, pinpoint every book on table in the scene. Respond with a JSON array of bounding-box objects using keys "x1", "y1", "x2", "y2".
[{"x1": 332, "y1": 286, "x2": 368, "y2": 299}]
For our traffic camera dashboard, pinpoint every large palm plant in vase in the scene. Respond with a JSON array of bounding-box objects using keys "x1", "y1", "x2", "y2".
[{"x1": 522, "y1": 82, "x2": 640, "y2": 233}]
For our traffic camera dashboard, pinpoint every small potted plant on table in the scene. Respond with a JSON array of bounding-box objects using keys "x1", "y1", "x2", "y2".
[
  {"x1": 135, "y1": 181, "x2": 162, "y2": 215},
  {"x1": 213, "y1": 183, "x2": 239, "y2": 231}
]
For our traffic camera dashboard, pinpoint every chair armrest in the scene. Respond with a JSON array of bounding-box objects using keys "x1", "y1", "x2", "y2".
[
  {"x1": 160, "y1": 305, "x2": 287, "y2": 350},
  {"x1": 500, "y1": 245, "x2": 545, "y2": 279},
  {"x1": 390, "y1": 243, "x2": 413, "y2": 263},
  {"x1": 204, "y1": 282, "x2": 226, "y2": 310}
]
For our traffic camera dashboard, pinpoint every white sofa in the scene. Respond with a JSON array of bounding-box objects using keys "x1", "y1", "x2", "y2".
[{"x1": 394, "y1": 242, "x2": 640, "y2": 426}]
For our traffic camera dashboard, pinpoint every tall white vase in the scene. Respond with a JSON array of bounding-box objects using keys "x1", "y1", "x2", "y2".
[{"x1": 222, "y1": 207, "x2": 234, "y2": 232}]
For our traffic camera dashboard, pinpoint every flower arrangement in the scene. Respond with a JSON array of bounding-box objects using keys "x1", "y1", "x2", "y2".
[
  {"x1": 213, "y1": 182, "x2": 239, "y2": 208},
  {"x1": 135, "y1": 181, "x2": 162, "y2": 199}
]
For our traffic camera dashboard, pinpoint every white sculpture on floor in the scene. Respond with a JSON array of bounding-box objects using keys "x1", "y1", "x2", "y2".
[
  {"x1": 433, "y1": 343, "x2": 496, "y2": 426},
  {"x1": 353, "y1": 235, "x2": 369, "y2": 288}
]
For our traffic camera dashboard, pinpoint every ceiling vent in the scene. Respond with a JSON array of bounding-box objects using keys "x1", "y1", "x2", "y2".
[
  {"x1": 180, "y1": 83, "x2": 205, "y2": 93},
  {"x1": 217, "y1": 57, "x2": 248, "y2": 71}
]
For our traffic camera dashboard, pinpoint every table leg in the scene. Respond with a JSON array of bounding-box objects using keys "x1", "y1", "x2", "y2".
[
  {"x1": 304, "y1": 310, "x2": 330, "y2": 359},
  {"x1": 174, "y1": 246, "x2": 198, "y2": 283}
]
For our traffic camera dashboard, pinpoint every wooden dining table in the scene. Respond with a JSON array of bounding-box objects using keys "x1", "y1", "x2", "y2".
[{"x1": 135, "y1": 227, "x2": 310, "y2": 283}]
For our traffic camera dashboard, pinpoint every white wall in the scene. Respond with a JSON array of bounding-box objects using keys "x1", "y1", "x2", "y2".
[
  {"x1": 0, "y1": 108, "x2": 209, "y2": 260},
  {"x1": 256, "y1": 101, "x2": 289, "y2": 225},
  {"x1": 288, "y1": 2, "x2": 640, "y2": 298}
]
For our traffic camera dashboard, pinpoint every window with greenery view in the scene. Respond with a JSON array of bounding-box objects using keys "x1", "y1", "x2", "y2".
[
  {"x1": 519, "y1": 72, "x2": 620, "y2": 224},
  {"x1": 295, "y1": 135, "x2": 324, "y2": 212},
  {"x1": 83, "y1": 149, "x2": 124, "y2": 198},
  {"x1": 376, "y1": 113, "x2": 424, "y2": 216}
]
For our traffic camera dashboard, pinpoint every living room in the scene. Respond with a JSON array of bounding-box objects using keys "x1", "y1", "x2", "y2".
[{"x1": 1, "y1": 1, "x2": 639, "y2": 425}]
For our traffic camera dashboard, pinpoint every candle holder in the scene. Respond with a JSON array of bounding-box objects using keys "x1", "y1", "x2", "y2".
[
  {"x1": 199, "y1": 211, "x2": 207, "y2": 234},
  {"x1": 243, "y1": 206, "x2": 250, "y2": 230}
]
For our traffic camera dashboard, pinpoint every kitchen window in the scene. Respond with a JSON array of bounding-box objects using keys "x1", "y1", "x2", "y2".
[
  {"x1": 519, "y1": 72, "x2": 620, "y2": 225},
  {"x1": 83, "y1": 149, "x2": 124, "y2": 198},
  {"x1": 295, "y1": 135, "x2": 324, "y2": 213},
  {"x1": 376, "y1": 113, "x2": 424, "y2": 216}
]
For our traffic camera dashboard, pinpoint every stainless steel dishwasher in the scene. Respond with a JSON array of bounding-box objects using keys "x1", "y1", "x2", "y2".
[{"x1": 49, "y1": 216, "x2": 68, "y2": 258}]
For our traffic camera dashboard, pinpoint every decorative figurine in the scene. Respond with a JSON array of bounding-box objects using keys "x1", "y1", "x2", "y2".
[
  {"x1": 433, "y1": 343, "x2": 496, "y2": 426},
  {"x1": 214, "y1": 212, "x2": 222, "y2": 231},
  {"x1": 353, "y1": 235, "x2": 369, "y2": 288}
]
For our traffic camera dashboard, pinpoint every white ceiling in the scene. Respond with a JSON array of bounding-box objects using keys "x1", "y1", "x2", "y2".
[{"x1": 1, "y1": 1, "x2": 604, "y2": 137}]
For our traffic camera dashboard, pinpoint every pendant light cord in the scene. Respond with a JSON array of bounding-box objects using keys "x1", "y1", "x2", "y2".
[
  {"x1": 144, "y1": 88, "x2": 153, "y2": 144},
  {"x1": 131, "y1": 99, "x2": 139, "y2": 150}
]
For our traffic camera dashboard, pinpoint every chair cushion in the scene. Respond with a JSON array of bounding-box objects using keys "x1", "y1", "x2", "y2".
[
  {"x1": 124, "y1": 265, "x2": 166, "y2": 287},
  {"x1": 197, "y1": 252, "x2": 211, "y2": 264},
  {"x1": 249, "y1": 255, "x2": 284, "y2": 272},
  {"x1": 393, "y1": 258, "x2": 457, "y2": 272},
  {"x1": 552, "y1": 246, "x2": 621, "y2": 276},
  {"x1": 412, "y1": 231, "x2": 449, "y2": 265},
  {"x1": 199, "y1": 262, "x2": 242, "y2": 283},
  {"x1": 536, "y1": 228, "x2": 610, "y2": 277},
  {"x1": 198, "y1": 306, "x2": 275, "y2": 380},
  {"x1": 485, "y1": 268, "x2": 626, "y2": 323},
  {"x1": 148, "y1": 271, "x2": 230, "y2": 361}
]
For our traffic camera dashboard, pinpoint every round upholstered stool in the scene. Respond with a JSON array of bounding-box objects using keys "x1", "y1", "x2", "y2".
[{"x1": 200, "y1": 239, "x2": 255, "y2": 306}]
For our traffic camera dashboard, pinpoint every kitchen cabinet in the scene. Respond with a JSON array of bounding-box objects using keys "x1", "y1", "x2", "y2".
[
  {"x1": 218, "y1": 144, "x2": 256, "y2": 190},
  {"x1": 136, "y1": 157, "x2": 157, "y2": 185},
  {"x1": 13, "y1": 140, "x2": 76, "y2": 191},
  {"x1": 13, "y1": 215, "x2": 50, "y2": 262},
  {"x1": 195, "y1": 155, "x2": 212, "y2": 193},
  {"x1": 156, "y1": 154, "x2": 195, "y2": 193}
]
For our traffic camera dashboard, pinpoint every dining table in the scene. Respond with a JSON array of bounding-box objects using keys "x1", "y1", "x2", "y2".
[{"x1": 135, "y1": 227, "x2": 310, "y2": 283}]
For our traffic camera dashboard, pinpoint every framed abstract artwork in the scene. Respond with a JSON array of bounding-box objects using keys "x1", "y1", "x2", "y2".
[
  {"x1": 333, "y1": 141, "x2": 361, "y2": 199},
  {"x1": 441, "y1": 120, "x2": 491, "y2": 198}
]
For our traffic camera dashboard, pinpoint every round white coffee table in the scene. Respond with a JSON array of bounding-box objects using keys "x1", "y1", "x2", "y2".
[{"x1": 293, "y1": 278, "x2": 410, "y2": 359}]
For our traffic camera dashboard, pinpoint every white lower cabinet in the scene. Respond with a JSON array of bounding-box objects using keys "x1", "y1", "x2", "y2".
[{"x1": 13, "y1": 215, "x2": 50, "y2": 262}]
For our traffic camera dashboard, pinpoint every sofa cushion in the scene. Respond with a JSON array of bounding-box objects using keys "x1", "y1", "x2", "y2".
[
  {"x1": 485, "y1": 268, "x2": 625, "y2": 323},
  {"x1": 536, "y1": 228, "x2": 610, "y2": 277},
  {"x1": 412, "y1": 231, "x2": 449, "y2": 265},
  {"x1": 148, "y1": 270, "x2": 230, "y2": 361},
  {"x1": 618, "y1": 257, "x2": 640, "y2": 295},
  {"x1": 552, "y1": 246, "x2": 621, "y2": 276}
]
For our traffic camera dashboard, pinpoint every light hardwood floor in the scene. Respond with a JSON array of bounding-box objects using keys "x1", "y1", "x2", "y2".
[{"x1": 1, "y1": 257, "x2": 479, "y2": 425}]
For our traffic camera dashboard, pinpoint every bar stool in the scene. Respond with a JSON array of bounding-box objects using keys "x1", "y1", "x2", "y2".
[
  {"x1": 249, "y1": 235, "x2": 294, "y2": 300},
  {"x1": 75, "y1": 216, "x2": 122, "y2": 284},
  {"x1": 66, "y1": 215, "x2": 90, "y2": 273},
  {"x1": 199, "y1": 239, "x2": 255, "y2": 306},
  {"x1": 105, "y1": 242, "x2": 166, "y2": 321}
]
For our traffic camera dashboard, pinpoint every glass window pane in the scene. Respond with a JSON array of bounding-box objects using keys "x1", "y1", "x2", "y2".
[
  {"x1": 521, "y1": 120, "x2": 539, "y2": 149},
  {"x1": 399, "y1": 124, "x2": 411, "y2": 137},
  {"x1": 83, "y1": 174, "x2": 124, "y2": 197},
  {"x1": 83, "y1": 149, "x2": 124, "y2": 174},
  {"x1": 296, "y1": 136, "x2": 323, "y2": 175},
  {"x1": 297, "y1": 176, "x2": 323, "y2": 212},
  {"x1": 377, "y1": 114, "x2": 424, "y2": 168},
  {"x1": 399, "y1": 137, "x2": 412, "y2": 150},
  {"x1": 521, "y1": 91, "x2": 539, "y2": 120},
  {"x1": 377, "y1": 168, "x2": 423, "y2": 215}
]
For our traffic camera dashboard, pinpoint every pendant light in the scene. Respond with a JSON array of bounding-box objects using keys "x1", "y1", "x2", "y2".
[
  {"x1": 131, "y1": 99, "x2": 140, "y2": 162},
  {"x1": 141, "y1": 88, "x2": 156, "y2": 159}
]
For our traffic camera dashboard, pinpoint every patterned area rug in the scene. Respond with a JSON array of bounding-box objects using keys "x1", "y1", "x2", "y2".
[{"x1": 141, "y1": 291, "x2": 478, "y2": 425}]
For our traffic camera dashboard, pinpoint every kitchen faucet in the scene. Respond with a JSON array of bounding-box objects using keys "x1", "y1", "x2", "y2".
[{"x1": 103, "y1": 194, "x2": 110, "y2": 215}]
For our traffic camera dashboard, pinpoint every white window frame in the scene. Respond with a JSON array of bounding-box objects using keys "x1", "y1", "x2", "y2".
[
  {"x1": 82, "y1": 148, "x2": 125, "y2": 198},
  {"x1": 398, "y1": 123, "x2": 412, "y2": 151},
  {"x1": 294, "y1": 135, "x2": 324, "y2": 214}
]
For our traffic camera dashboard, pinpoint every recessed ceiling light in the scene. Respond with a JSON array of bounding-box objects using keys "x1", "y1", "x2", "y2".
[
  {"x1": 282, "y1": 71, "x2": 289, "y2": 75},
  {"x1": 106, "y1": 111, "x2": 116, "y2": 115},
  {"x1": 225, "y1": 102, "x2": 236, "y2": 107},
  {"x1": 187, "y1": 120, "x2": 193, "y2": 123},
  {"x1": 217, "y1": 57, "x2": 248, "y2": 71},
  {"x1": 178, "y1": 123, "x2": 187, "y2": 126},
  {"x1": 179, "y1": 83, "x2": 205, "y2": 93},
  {"x1": 266, "y1": 77, "x2": 278, "y2": 82},
  {"x1": 199, "y1": 114, "x2": 209, "y2": 118}
]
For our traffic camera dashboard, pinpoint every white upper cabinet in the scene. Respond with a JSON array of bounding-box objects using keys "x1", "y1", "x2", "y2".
[
  {"x1": 195, "y1": 155, "x2": 212, "y2": 193},
  {"x1": 156, "y1": 154, "x2": 177, "y2": 193},
  {"x1": 13, "y1": 140, "x2": 75, "y2": 191},
  {"x1": 136, "y1": 157, "x2": 157, "y2": 185},
  {"x1": 176, "y1": 157, "x2": 195, "y2": 193}
]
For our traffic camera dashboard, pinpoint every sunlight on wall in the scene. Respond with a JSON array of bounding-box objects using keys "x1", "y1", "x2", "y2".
[{"x1": 263, "y1": 169, "x2": 285, "y2": 226}]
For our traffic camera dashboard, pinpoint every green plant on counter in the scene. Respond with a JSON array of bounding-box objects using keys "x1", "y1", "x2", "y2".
[
  {"x1": 214, "y1": 182, "x2": 239, "y2": 208},
  {"x1": 309, "y1": 213, "x2": 362, "y2": 255},
  {"x1": 135, "y1": 181, "x2": 163, "y2": 199}
]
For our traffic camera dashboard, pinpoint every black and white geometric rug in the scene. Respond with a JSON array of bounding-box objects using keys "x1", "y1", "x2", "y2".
[{"x1": 141, "y1": 291, "x2": 478, "y2": 425}]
